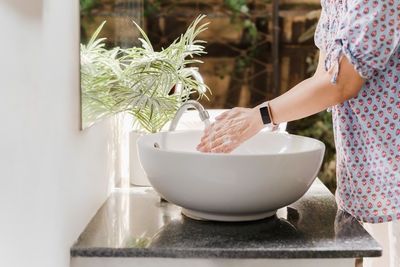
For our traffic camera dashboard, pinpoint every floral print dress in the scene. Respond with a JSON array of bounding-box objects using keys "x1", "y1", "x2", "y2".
[{"x1": 314, "y1": 0, "x2": 400, "y2": 223}]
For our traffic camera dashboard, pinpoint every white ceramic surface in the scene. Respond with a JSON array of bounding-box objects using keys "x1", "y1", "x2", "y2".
[
  {"x1": 130, "y1": 131, "x2": 150, "y2": 186},
  {"x1": 130, "y1": 110, "x2": 229, "y2": 186},
  {"x1": 130, "y1": 109, "x2": 287, "y2": 186},
  {"x1": 137, "y1": 130, "x2": 325, "y2": 222}
]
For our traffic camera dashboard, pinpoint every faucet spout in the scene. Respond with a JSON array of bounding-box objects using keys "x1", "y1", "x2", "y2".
[{"x1": 169, "y1": 100, "x2": 210, "y2": 131}]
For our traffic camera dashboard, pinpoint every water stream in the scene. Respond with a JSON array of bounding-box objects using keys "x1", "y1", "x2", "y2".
[{"x1": 203, "y1": 118, "x2": 212, "y2": 152}]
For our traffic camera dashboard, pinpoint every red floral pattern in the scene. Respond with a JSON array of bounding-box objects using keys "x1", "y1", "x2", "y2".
[{"x1": 314, "y1": 0, "x2": 400, "y2": 223}]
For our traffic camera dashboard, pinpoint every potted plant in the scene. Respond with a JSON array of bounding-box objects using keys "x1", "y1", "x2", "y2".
[{"x1": 80, "y1": 15, "x2": 211, "y2": 185}]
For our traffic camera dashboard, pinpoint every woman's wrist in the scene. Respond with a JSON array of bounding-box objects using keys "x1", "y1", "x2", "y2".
[
  {"x1": 267, "y1": 100, "x2": 279, "y2": 125},
  {"x1": 250, "y1": 106, "x2": 265, "y2": 131},
  {"x1": 259, "y1": 101, "x2": 278, "y2": 124},
  {"x1": 254, "y1": 102, "x2": 279, "y2": 130}
]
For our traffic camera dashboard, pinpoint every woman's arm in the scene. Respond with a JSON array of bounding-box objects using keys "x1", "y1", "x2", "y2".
[
  {"x1": 268, "y1": 50, "x2": 366, "y2": 124},
  {"x1": 197, "y1": 50, "x2": 366, "y2": 153}
]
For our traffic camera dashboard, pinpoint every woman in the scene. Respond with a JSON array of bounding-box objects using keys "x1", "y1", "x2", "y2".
[{"x1": 197, "y1": 0, "x2": 399, "y2": 266}]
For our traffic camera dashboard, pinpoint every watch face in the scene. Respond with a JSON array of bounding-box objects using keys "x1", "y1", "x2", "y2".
[{"x1": 260, "y1": 106, "x2": 271, "y2": 125}]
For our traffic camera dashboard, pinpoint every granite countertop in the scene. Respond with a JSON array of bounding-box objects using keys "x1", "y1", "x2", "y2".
[{"x1": 71, "y1": 179, "x2": 382, "y2": 259}]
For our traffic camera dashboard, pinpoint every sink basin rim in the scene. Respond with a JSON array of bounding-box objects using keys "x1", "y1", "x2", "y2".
[{"x1": 138, "y1": 130, "x2": 325, "y2": 156}]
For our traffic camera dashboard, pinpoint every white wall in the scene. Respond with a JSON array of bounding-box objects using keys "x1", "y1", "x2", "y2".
[{"x1": 0, "y1": 1, "x2": 115, "y2": 266}]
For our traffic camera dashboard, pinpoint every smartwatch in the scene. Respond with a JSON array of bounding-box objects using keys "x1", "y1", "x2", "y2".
[{"x1": 259, "y1": 102, "x2": 279, "y2": 130}]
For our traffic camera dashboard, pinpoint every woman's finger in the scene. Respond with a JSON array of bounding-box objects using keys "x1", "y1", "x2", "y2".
[
  {"x1": 197, "y1": 141, "x2": 211, "y2": 152},
  {"x1": 215, "y1": 110, "x2": 230, "y2": 121},
  {"x1": 211, "y1": 126, "x2": 234, "y2": 141},
  {"x1": 198, "y1": 130, "x2": 222, "y2": 150},
  {"x1": 208, "y1": 138, "x2": 226, "y2": 151},
  {"x1": 201, "y1": 126, "x2": 214, "y2": 142},
  {"x1": 202, "y1": 120, "x2": 228, "y2": 138},
  {"x1": 211, "y1": 141, "x2": 238, "y2": 154},
  {"x1": 225, "y1": 108, "x2": 242, "y2": 121},
  {"x1": 213, "y1": 135, "x2": 238, "y2": 149},
  {"x1": 199, "y1": 121, "x2": 242, "y2": 150},
  {"x1": 215, "y1": 109, "x2": 238, "y2": 122},
  {"x1": 198, "y1": 128, "x2": 230, "y2": 152},
  {"x1": 204, "y1": 121, "x2": 215, "y2": 134},
  {"x1": 197, "y1": 137, "x2": 210, "y2": 148},
  {"x1": 198, "y1": 129, "x2": 226, "y2": 149}
]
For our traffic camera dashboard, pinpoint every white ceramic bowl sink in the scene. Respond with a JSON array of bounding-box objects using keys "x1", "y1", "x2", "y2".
[{"x1": 137, "y1": 130, "x2": 325, "y2": 222}]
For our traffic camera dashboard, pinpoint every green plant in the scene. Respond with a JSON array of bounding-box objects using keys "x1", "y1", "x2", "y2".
[
  {"x1": 80, "y1": 0, "x2": 100, "y2": 19},
  {"x1": 80, "y1": 21, "x2": 122, "y2": 128},
  {"x1": 223, "y1": 0, "x2": 269, "y2": 78},
  {"x1": 225, "y1": 0, "x2": 260, "y2": 44},
  {"x1": 80, "y1": 0, "x2": 102, "y2": 44},
  {"x1": 126, "y1": 235, "x2": 150, "y2": 248},
  {"x1": 144, "y1": 0, "x2": 161, "y2": 17},
  {"x1": 80, "y1": 15, "x2": 210, "y2": 132}
]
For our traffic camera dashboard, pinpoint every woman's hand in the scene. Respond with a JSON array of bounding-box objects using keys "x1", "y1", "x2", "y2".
[{"x1": 196, "y1": 107, "x2": 265, "y2": 153}]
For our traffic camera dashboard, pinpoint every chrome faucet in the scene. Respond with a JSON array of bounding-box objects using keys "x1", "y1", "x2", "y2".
[{"x1": 169, "y1": 100, "x2": 210, "y2": 131}]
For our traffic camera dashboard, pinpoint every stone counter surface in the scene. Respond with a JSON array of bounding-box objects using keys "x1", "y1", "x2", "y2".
[{"x1": 71, "y1": 179, "x2": 381, "y2": 259}]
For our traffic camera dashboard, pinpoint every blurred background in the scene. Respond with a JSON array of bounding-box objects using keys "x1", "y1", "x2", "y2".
[{"x1": 80, "y1": 0, "x2": 336, "y2": 192}]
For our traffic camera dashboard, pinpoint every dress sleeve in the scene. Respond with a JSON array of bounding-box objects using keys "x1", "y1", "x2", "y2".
[{"x1": 326, "y1": 0, "x2": 400, "y2": 84}]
